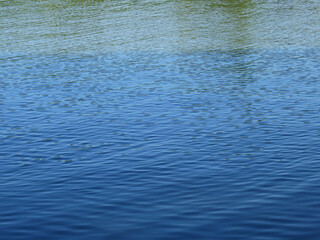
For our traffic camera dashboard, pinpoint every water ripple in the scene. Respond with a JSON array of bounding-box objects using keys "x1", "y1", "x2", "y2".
[{"x1": 1, "y1": 0, "x2": 320, "y2": 239}]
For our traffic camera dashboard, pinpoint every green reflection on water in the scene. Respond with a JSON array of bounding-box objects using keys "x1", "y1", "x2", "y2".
[{"x1": 1, "y1": 0, "x2": 320, "y2": 53}]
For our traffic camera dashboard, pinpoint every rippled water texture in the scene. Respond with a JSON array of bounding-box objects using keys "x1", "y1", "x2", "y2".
[{"x1": 1, "y1": 0, "x2": 320, "y2": 239}]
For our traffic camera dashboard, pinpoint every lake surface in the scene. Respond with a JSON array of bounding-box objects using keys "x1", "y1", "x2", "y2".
[{"x1": 1, "y1": 0, "x2": 320, "y2": 239}]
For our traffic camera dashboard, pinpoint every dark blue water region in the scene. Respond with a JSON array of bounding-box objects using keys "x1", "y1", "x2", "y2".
[{"x1": 1, "y1": 48, "x2": 320, "y2": 239}]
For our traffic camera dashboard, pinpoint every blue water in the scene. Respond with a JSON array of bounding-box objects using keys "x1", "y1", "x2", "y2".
[
  {"x1": 1, "y1": 0, "x2": 320, "y2": 239},
  {"x1": 1, "y1": 49, "x2": 320, "y2": 239}
]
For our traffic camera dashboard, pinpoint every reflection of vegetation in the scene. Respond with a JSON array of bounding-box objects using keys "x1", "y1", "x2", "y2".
[
  {"x1": 214, "y1": 0, "x2": 254, "y2": 10},
  {"x1": 219, "y1": 0, "x2": 255, "y2": 49},
  {"x1": 65, "y1": 0, "x2": 106, "y2": 3},
  {"x1": 176, "y1": 0, "x2": 254, "y2": 12},
  {"x1": 175, "y1": 0, "x2": 255, "y2": 50}
]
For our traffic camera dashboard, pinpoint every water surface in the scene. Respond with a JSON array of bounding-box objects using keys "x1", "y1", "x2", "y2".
[{"x1": 1, "y1": 0, "x2": 320, "y2": 239}]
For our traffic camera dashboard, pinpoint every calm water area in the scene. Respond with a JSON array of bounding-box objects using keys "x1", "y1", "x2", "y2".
[{"x1": 1, "y1": 0, "x2": 320, "y2": 239}]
